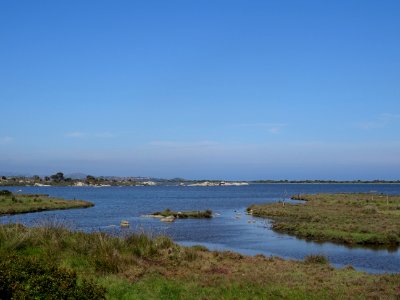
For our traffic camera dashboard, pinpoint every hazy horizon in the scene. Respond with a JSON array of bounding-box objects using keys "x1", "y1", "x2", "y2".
[{"x1": 1, "y1": 1, "x2": 399, "y2": 180}]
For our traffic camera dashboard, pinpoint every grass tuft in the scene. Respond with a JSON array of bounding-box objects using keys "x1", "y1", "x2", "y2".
[{"x1": 304, "y1": 254, "x2": 329, "y2": 265}]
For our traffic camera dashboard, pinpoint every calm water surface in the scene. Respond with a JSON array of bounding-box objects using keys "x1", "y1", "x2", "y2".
[{"x1": 1, "y1": 184, "x2": 399, "y2": 274}]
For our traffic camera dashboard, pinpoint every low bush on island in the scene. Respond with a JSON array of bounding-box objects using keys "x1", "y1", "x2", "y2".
[{"x1": 151, "y1": 208, "x2": 213, "y2": 219}]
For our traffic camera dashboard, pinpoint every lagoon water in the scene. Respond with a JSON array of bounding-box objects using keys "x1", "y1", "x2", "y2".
[{"x1": 1, "y1": 184, "x2": 399, "y2": 274}]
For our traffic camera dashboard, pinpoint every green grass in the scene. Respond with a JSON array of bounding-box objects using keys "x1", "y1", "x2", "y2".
[
  {"x1": 151, "y1": 208, "x2": 213, "y2": 218},
  {"x1": 248, "y1": 193, "x2": 400, "y2": 247},
  {"x1": 0, "y1": 254, "x2": 105, "y2": 299},
  {"x1": 0, "y1": 223, "x2": 399, "y2": 299},
  {"x1": 0, "y1": 190, "x2": 94, "y2": 215}
]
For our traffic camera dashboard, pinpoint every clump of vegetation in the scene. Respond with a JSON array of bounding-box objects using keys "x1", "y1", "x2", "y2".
[
  {"x1": 0, "y1": 255, "x2": 105, "y2": 299},
  {"x1": 0, "y1": 190, "x2": 12, "y2": 196},
  {"x1": 0, "y1": 193, "x2": 94, "y2": 215},
  {"x1": 304, "y1": 254, "x2": 329, "y2": 265},
  {"x1": 290, "y1": 194, "x2": 308, "y2": 201},
  {"x1": 362, "y1": 205, "x2": 378, "y2": 214},
  {"x1": 0, "y1": 223, "x2": 399, "y2": 299},
  {"x1": 249, "y1": 193, "x2": 400, "y2": 247},
  {"x1": 151, "y1": 208, "x2": 213, "y2": 218}
]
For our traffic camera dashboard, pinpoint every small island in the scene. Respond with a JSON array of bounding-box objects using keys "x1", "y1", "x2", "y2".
[
  {"x1": 248, "y1": 193, "x2": 400, "y2": 247},
  {"x1": 0, "y1": 190, "x2": 94, "y2": 215},
  {"x1": 148, "y1": 208, "x2": 212, "y2": 222}
]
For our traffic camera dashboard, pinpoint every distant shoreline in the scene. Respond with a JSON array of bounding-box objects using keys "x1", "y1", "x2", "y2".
[
  {"x1": 0, "y1": 172, "x2": 400, "y2": 187},
  {"x1": 250, "y1": 182, "x2": 400, "y2": 185},
  {"x1": 1, "y1": 172, "x2": 399, "y2": 187},
  {"x1": 1, "y1": 182, "x2": 400, "y2": 188}
]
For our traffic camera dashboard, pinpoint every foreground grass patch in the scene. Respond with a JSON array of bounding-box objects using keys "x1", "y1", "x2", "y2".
[
  {"x1": 0, "y1": 224, "x2": 400, "y2": 299},
  {"x1": 0, "y1": 255, "x2": 105, "y2": 299},
  {"x1": 248, "y1": 193, "x2": 400, "y2": 247},
  {"x1": 0, "y1": 223, "x2": 399, "y2": 299},
  {"x1": 0, "y1": 190, "x2": 94, "y2": 215}
]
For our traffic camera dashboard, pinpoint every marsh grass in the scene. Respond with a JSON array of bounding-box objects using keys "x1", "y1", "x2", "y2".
[
  {"x1": 249, "y1": 193, "x2": 400, "y2": 247},
  {"x1": 0, "y1": 223, "x2": 399, "y2": 299},
  {"x1": 0, "y1": 191, "x2": 94, "y2": 215},
  {"x1": 304, "y1": 254, "x2": 329, "y2": 265}
]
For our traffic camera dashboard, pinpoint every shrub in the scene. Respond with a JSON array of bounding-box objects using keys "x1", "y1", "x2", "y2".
[
  {"x1": 0, "y1": 255, "x2": 105, "y2": 299},
  {"x1": 384, "y1": 232, "x2": 399, "y2": 244},
  {"x1": 311, "y1": 215, "x2": 321, "y2": 222},
  {"x1": 183, "y1": 248, "x2": 198, "y2": 261},
  {"x1": 0, "y1": 190, "x2": 12, "y2": 196},
  {"x1": 93, "y1": 255, "x2": 120, "y2": 274},
  {"x1": 191, "y1": 245, "x2": 208, "y2": 252},
  {"x1": 154, "y1": 235, "x2": 174, "y2": 249},
  {"x1": 362, "y1": 205, "x2": 378, "y2": 214},
  {"x1": 126, "y1": 233, "x2": 158, "y2": 257},
  {"x1": 343, "y1": 265, "x2": 355, "y2": 271},
  {"x1": 304, "y1": 254, "x2": 329, "y2": 265}
]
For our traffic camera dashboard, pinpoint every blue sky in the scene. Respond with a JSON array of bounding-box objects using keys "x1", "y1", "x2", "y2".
[{"x1": 0, "y1": 1, "x2": 399, "y2": 180}]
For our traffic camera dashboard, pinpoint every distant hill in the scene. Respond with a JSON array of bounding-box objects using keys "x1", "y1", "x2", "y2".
[{"x1": 0, "y1": 171, "x2": 31, "y2": 177}]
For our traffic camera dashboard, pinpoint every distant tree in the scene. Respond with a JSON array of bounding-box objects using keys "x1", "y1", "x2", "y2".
[
  {"x1": 86, "y1": 175, "x2": 98, "y2": 185},
  {"x1": 1, "y1": 176, "x2": 6, "y2": 180},
  {"x1": 33, "y1": 175, "x2": 41, "y2": 181},
  {"x1": 44, "y1": 176, "x2": 50, "y2": 181},
  {"x1": 50, "y1": 172, "x2": 64, "y2": 182},
  {"x1": 86, "y1": 175, "x2": 96, "y2": 181}
]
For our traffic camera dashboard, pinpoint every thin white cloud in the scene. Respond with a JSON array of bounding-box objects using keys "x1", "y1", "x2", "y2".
[
  {"x1": 358, "y1": 113, "x2": 400, "y2": 129},
  {"x1": 65, "y1": 131, "x2": 86, "y2": 138},
  {"x1": 94, "y1": 132, "x2": 116, "y2": 138},
  {"x1": 267, "y1": 126, "x2": 285, "y2": 134},
  {"x1": 148, "y1": 140, "x2": 219, "y2": 149},
  {"x1": 239, "y1": 123, "x2": 287, "y2": 134},
  {"x1": 0, "y1": 136, "x2": 13, "y2": 145},
  {"x1": 65, "y1": 131, "x2": 116, "y2": 139}
]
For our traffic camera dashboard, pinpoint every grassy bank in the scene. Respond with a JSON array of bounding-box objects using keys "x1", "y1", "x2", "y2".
[
  {"x1": 248, "y1": 193, "x2": 400, "y2": 246},
  {"x1": 151, "y1": 208, "x2": 213, "y2": 218},
  {"x1": 0, "y1": 223, "x2": 399, "y2": 299},
  {"x1": 0, "y1": 190, "x2": 94, "y2": 215}
]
